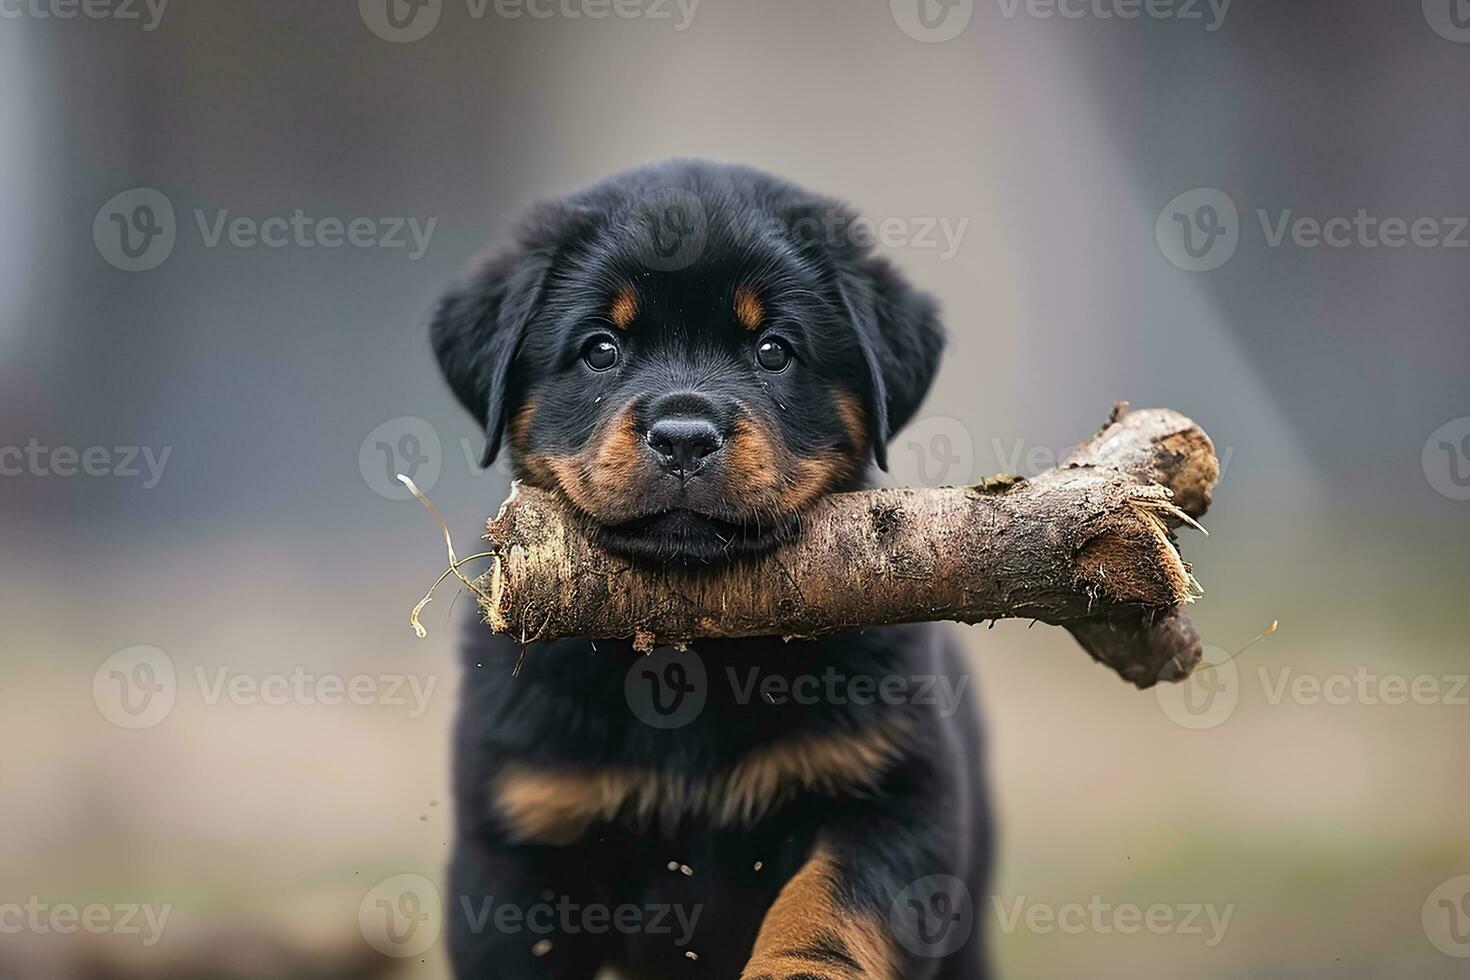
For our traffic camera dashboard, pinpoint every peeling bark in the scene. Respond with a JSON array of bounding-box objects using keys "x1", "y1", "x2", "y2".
[{"x1": 475, "y1": 404, "x2": 1218, "y2": 688}]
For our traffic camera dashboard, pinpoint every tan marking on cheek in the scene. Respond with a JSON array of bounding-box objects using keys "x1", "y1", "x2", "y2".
[
  {"x1": 741, "y1": 842, "x2": 899, "y2": 979},
  {"x1": 507, "y1": 399, "x2": 564, "y2": 490},
  {"x1": 586, "y1": 410, "x2": 645, "y2": 514},
  {"x1": 507, "y1": 401, "x2": 544, "y2": 481},
  {"x1": 833, "y1": 390, "x2": 867, "y2": 452},
  {"x1": 725, "y1": 419, "x2": 783, "y2": 497},
  {"x1": 778, "y1": 452, "x2": 862, "y2": 512},
  {"x1": 764, "y1": 391, "x2": 870, "y2": 511},
  {"x1": 734, "y1": 284, "x2": 764, "y2": 332},
  {"x1": 508, "y1": 399, "x2": 536, "y2": 452},
  {"x1": 516, "y1": 453, "x2": 560, "y2": 492},
  {"x1": 609, "y1": 284, "x2": 638, "y2": 330},
  {"x1": 726, "y1": 392, "x2": 875, "y2": 516},
  {"x1": 545, "y1": 406, "x2": 647, "y2": 523}
]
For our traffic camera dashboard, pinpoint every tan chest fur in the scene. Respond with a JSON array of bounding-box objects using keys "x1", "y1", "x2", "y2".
[{"x1": 493, "y1": 717, "x2": 909, "y2": 846}]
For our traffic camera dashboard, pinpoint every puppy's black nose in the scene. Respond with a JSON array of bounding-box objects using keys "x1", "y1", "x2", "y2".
[{"x1": 646, "y1": 416, "x2": 723, "y2": 474}]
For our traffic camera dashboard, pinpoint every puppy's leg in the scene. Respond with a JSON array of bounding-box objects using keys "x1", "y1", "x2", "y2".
[
  {"x1": 739, "y1": 837, "x2": 900, "y2": 980},
  {"x1": 740, "y1": 811, "x2": 988, "y2": 980},
  {"x1": 447, "y1": 837, "x2": 603, "y2": 979}
]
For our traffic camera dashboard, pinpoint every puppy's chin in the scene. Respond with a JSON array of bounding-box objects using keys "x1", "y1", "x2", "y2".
[{"x1": 588, "y1": 508, "x2": 798, "y2": 565}]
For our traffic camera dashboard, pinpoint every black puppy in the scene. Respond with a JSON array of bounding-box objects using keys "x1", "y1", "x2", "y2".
[{"x1": 432, "y1": 160, "x2": 991, "y2": 979}]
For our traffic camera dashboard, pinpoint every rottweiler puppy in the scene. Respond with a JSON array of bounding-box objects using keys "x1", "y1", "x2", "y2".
[{"x1": 431, "y1": 160, "x2": 992, "y2": 979}]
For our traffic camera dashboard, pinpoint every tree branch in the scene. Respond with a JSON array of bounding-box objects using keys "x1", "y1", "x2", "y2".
[{"x1": 474, "y1": 404, "x2": 1218, "y2": 688}]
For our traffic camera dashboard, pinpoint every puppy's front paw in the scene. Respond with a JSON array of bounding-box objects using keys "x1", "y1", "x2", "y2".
[{"x1": 742, "y1": 839, "x2": 901, "y2": 979}]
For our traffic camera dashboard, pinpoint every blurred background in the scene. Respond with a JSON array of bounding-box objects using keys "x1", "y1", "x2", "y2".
[{"x1": 2, "y1": 0, "x2": 1468, "y2": 976}]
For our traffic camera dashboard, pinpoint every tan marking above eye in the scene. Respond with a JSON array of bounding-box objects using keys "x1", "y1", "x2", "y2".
[
  {"x1": 610, "y1": 285, "x2": 638, "y2": 330},
  {"x1": 734, "y1": 284, "x2": 764, "y2": 331}
]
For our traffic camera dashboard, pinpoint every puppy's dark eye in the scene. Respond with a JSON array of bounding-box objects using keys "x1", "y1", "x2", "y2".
[
  {"x1": 583, "y1": 336, "x2": 619, "y2": 371},
  {"x1": 756, "y1": 338, "x2": 792, "y2": 373}
]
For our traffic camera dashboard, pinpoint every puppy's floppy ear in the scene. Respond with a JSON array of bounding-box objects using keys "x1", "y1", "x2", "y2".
[
  {"x1": 431, "y1": 201, "x2": 593, "y2": 466},
  {"x1": 780, "y1": 193, "x2": 944, "y2": 470},
  {"x1": 834, "y1": 254, "x2": 945, "y2": 470},
  {"x1": 430, "y1": 249, "x2": 547, "y2": 467}
]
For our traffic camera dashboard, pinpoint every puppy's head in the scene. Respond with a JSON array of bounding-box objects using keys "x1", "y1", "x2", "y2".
[{"x1": 432, "y1": 160, "x2": 943, "y2": 563}]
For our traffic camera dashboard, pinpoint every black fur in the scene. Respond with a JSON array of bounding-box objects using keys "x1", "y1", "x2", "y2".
[{"x1": 431, "y1": 160, "x2": 992, "y2": 979}]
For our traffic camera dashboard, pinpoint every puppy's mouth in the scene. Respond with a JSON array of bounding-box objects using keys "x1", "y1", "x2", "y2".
[{"x1": 590, "y1": 507, "x2": 798, "y2": 564}]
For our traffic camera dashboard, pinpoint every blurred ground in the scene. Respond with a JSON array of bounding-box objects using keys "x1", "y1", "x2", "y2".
[{"x1": 3, "y1": 500, "x2": 1467, "y2": 977}]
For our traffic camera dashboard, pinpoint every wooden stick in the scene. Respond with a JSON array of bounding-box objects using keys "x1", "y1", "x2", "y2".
[{"x1": 474, "y1": 404, "x2": 1218, "y2": 688}]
